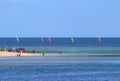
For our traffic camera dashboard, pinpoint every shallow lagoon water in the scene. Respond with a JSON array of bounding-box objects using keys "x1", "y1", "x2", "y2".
[{"x1": 0, "y1": 56, "x2": 120, "y2": 81}]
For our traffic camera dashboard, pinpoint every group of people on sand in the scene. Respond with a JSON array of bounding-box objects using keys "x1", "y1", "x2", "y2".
[
  {"x1": 0, "y1": 47, "x2": 63, "y2": 57},
  {"x1": 16, "y1": 50, "x2": 45, "y2": 57},
  {"x1": 16, "y1": 50, "x2": 63, "y2": 57}
]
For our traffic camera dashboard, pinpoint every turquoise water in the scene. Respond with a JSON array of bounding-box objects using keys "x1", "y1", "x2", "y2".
[
  {"x1": 1, "y1": 38, "x2": 120, "y2": 54},
  {"x1": 0, "y1": 56, "x2": 120, "y2": 81},
  {"x1": 25, "y1": 47, "x2": 120, "y2": 54}
]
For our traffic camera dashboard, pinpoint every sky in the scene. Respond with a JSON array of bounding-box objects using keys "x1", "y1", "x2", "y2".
[{"x1": 0, "y1": 0, "x2": 120, "y2": 37}]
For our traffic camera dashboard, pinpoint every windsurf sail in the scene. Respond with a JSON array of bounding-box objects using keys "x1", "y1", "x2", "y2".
[
  {"x1": 48, "y1": 37, "x2": 52, "y2": 42},
  {"x1": 40, "y1": 37, "x2": 44, "y2": 43},
  {"x1": 98, "y1": 37, "x2": 101, "y2": 43},
  {"x1": 16, "y1": 35, "x2": 19, "y2": 42},
  {"x1": 71, "y1": 37, "x2": 74, "y2": 43}
]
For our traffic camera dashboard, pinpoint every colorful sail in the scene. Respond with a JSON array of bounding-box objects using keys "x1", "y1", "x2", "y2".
[
  {"x1": 48, "y1": 37, "x2": 52, "y2": 42},
  {"x1": 71, "y1": 37, "x2": 74, "y2": 43}
]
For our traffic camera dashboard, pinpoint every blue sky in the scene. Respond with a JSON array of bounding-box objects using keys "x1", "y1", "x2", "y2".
[{"x1": 0, "y1": 0, "x2": 120, "y2": 37}]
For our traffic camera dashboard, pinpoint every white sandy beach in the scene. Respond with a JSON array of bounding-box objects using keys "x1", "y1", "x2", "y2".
[
  {"x1": 0, "y1": 51, "x2": 64, "y2": 57},
  {"x1": 0, "y1": 51, "x2": 41, "y2": 56},
  {"x1": 0, "y1": 51, "x2": 120, "y2": 57}
]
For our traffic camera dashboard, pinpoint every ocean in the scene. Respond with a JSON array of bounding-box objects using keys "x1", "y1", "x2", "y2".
[
  {"x1": 0, "y1": 38, "x2": 120, "y2": 47},
  {"x1": 0, "y1": 38, "x2": 120, "y2": 54},
  {"x1": 0, "y1": 38, "x2": 120, "y2": 81},
  {"x1": 0, "y1": 56, "x2": 120, "y2": 81}
]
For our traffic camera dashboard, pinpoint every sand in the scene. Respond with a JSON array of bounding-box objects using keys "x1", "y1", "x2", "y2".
[
  {"x1": 0, "y1": 51, "x2": 120, "y2": 57},
  {"x1": 0, "y1": 51, "x2": 63, "y2": 57},
  {"x1": 0, "y1": 51, "x2": 42, "y2": 56}
]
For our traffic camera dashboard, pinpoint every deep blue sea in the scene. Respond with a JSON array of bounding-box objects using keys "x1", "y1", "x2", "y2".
[
  {"x1": 0, "y1": 38, "x2": 120, "y2": 81},
  {"x1": 0, "y1": 38, "x2": 120, "y2": 47}
]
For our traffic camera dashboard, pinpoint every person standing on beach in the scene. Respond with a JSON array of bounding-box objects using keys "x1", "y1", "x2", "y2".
[
  {"x1": 43, "y1": 52, "x2": 45, "y2": 56},
  {"x1": 32, "y1": 50, "x2": 35, "y2": 53}
]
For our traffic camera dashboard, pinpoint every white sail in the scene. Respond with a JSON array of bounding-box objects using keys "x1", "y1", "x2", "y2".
[
  {"x1": 40, "y1": 37, "x2": 44, "y2": 43},
  {"x1": 98, "y1": 37, "x2": 101, "y2": 43},
  {"x1": 16, "y1": 35, "x2": 19, "y2": 42}
]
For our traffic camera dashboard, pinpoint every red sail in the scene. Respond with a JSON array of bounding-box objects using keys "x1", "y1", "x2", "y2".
[{"x1": 48, "y1": 37, "x2": 52, "y2": 42}]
